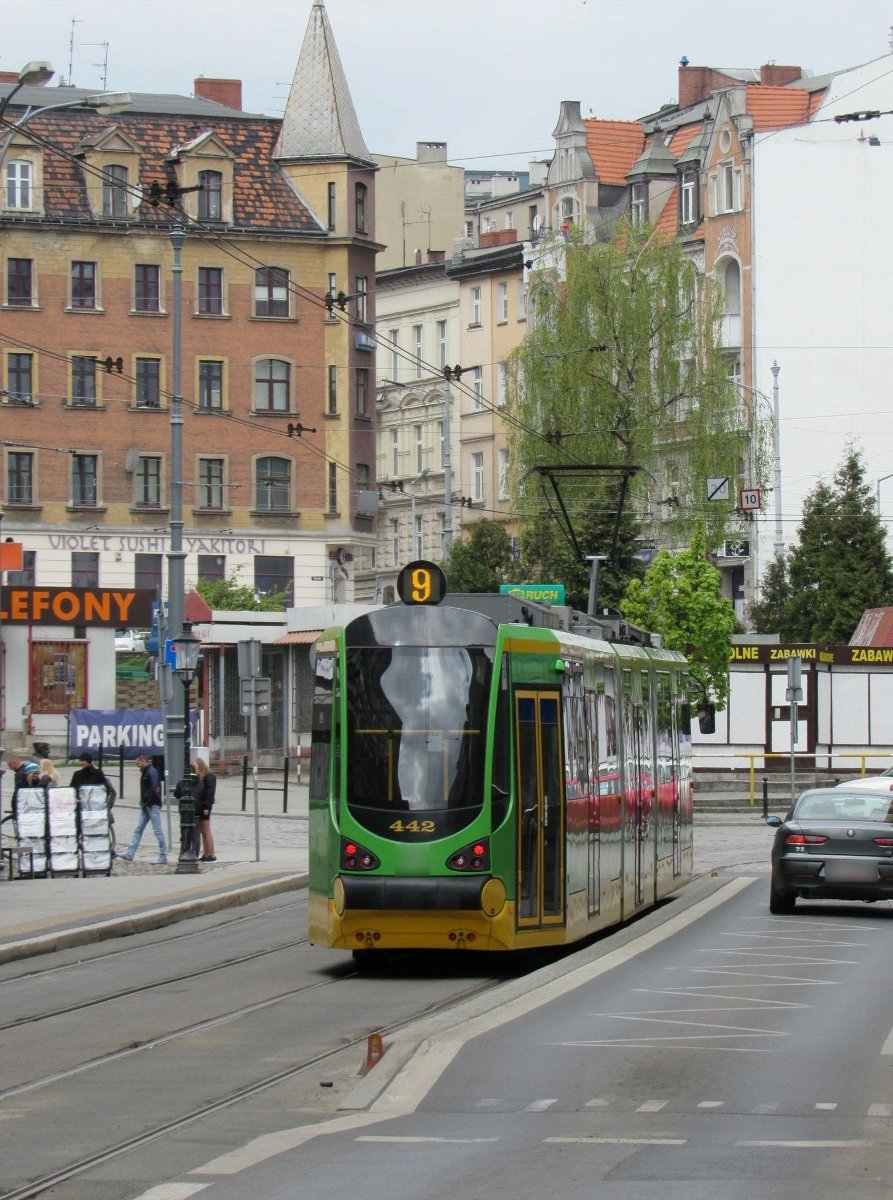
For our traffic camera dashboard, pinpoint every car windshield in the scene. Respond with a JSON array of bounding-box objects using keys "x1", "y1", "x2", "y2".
[{"x1": 795, "y1": 791, "x2": 893, "y2": 822}]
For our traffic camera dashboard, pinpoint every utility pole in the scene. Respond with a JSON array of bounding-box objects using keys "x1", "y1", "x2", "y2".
[
  {"x1": 771, "y1": 360, "x2": 783, "y2": 560},
  {"x1": 442, "y1": 369, "x2": 455, "y2": 559}
]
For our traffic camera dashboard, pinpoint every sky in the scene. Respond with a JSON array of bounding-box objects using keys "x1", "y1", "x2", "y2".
[{"x1": 3, "y1": 0, "x2": 893, "y2": 168}]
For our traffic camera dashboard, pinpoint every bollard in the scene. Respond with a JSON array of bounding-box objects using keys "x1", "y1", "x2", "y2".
[
  {"x1": 366, "y1": 1032, "x2": 384, "y2": 1072},
  {"x1": 176, "y1": 791, "x2": 200, "y2": 874},
  {"x1": 762, "y1": 777, "x2": 769, "y2": 821},
  {"x1": 282, "y1": 754, "x2": 289, "y2": 814},
  {"x1": 241, "y1": 754, "x2": 248, "y2": 812}
]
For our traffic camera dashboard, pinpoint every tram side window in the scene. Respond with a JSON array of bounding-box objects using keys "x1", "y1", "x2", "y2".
[
  {"x1": 309, "y1": 651, "x2": 336, "y2": 810},
  {"x1": 491, "y1": 684, "x2": 510, "y2": 828}
]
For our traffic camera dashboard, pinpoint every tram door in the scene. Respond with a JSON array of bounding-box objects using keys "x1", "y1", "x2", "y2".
[
  {"x1": 516, "y1": 691, "x2": 565, "y2": 930},
  {"x1": 622, "y1": 669, "x2": 656, "y2": 915}
]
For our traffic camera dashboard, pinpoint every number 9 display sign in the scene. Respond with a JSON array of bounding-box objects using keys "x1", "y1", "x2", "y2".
[{"x1": 396, "y1": 559, "x2": 447, "y2": 606}]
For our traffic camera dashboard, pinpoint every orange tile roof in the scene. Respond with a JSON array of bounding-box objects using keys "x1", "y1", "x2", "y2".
[
  {"x1": 666, "y1": 123, "x2": 702, "y2": 157},
  {"x1": 808, "y1": 89, "x2": 827, "y2": 118},
  {"x1": 746, "y1": 85, "x2": 811, "y2": 131},
  {"x1": 584, "y1": 118, "x2": 644, "y2": 185},
  {"x1": 652, "y1": 184, "x2": 680, "y2": 238}
]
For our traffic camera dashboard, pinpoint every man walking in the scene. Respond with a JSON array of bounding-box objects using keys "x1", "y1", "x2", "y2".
[{"x1": 118, "y1": 754, "x2": 167, "y2": 865}]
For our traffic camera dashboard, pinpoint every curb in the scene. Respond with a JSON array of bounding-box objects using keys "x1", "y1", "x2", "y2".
[{"x1": 0, "y1": 872, "x2": 307, "y2": 966}]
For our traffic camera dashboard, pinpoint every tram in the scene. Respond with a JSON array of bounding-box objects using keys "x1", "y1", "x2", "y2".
[{"x1": 308, "y1": 561, "x2": 693, "y2": 959}]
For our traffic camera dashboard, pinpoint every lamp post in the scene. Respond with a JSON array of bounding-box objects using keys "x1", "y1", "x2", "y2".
[
  {"x1": 407, "y1": 469, "x2": 430, "y2": 557},
  {"x1": 165, "y1": 223, "x2": 187, "y2": 826},
  {"x1": 171, "y1": 623, "x2": 201, "y2": 874},
  {"x1": 0, "y1": 61, "x2": 55, "y2": 122},
  {"x1": 769, "y1": 360, "x2": 782, "y2": 561}
]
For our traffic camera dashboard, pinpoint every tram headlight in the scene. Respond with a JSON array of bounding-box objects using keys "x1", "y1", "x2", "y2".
[{"x1": 446, "y1": 838, "x2": 490, "y2": 871}]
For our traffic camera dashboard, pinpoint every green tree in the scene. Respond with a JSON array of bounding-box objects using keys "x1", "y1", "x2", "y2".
[
  {"x1": 781, "y1": 449, "x2": 893, "y2": 642},
  {"x1": 506, "y1": 223, "x2": 768, "y2": 554},
  {"x1": 620, "y1": 532, "x2": 737, "y2": 708},
  {"x1": 445, "y1": 520, "x2": 516, "y2": 592},
  {"x1": 193, "y1": 573, "x2": 290, "y2": 612},
  {"x1": 747, "y1": 553, "x2": 792, "y2": 634}
]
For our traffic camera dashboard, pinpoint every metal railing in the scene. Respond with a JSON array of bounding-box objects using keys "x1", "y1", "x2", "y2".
[{"x1": 693, "y1": 751, "x2": 893, "y2": 806}]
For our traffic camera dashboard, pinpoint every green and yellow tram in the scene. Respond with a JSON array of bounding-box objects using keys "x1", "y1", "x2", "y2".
[{"x1": 308, "y1": 561, "x2": 693, "y2": 959}]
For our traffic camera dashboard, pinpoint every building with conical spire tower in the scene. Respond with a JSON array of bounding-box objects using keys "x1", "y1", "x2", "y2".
[{"x1": 0, "y1": 2, "x2": 379, "y2": 760}]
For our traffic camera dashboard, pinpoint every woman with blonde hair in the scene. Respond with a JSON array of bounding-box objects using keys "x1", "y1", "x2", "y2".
[
  {"x1": 38, "y1": 758, "x2": 61, "y2": 788},
  {"x1": 192, "y1": 758, "x2": 217, "y2": 861}
]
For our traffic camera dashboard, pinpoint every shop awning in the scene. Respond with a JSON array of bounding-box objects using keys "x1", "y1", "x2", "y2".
[{"x1": 273, "y1": 630, "x2": 323, "y2": 645}]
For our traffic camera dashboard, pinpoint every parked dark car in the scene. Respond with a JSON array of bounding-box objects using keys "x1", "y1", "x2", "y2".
[{"x1": 766, "y1": 787, "x2": 893, "y2": 913}]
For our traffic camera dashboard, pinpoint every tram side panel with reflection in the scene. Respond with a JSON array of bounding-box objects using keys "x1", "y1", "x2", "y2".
[{"x1": 308, "y1": 560, "x2": 693, "y2": 957}]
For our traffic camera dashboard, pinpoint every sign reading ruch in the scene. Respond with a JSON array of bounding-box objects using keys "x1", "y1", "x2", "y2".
[
  {"x1": 0, "y1": 587, "x2": 155, "y2": 627},
  {"x1": 499, "y1": 583, "x2": 566, "y2": 605}
]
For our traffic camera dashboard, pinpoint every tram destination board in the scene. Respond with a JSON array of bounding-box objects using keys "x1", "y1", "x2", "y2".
[{"x1": 396, "y1": 559, "x2": 447, "y2": 606}]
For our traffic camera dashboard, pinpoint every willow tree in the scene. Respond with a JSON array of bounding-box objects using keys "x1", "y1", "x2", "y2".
[{"x1": 507, "y1": 223, "x2": 770, "y2": 564}]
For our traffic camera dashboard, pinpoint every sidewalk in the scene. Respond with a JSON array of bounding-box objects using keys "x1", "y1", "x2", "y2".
[{"x1": 0, "y1": 766, "x2": 776, "y2": 966}]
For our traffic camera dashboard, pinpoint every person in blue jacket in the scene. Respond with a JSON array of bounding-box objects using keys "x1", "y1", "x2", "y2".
[{"x1": 118, "y1": 753, "x2": 167, "y2": 865}]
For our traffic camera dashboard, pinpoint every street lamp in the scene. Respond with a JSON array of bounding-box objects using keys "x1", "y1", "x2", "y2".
[
  {"x1": 0, "y1": 61, "x2": 55, "y2": 121},
  {"x1": 170, "y1": 622, "x2": 201, "y2": 874}
]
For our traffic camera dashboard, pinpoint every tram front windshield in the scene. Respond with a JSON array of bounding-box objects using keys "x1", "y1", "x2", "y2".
[{"x1": 345, "y1": 643, "x2": 492, "y2": 839}]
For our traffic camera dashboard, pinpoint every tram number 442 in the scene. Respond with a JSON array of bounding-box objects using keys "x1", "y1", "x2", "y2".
[{"x1": 389, "y1": 819, "x2": 436, "y2": 834}]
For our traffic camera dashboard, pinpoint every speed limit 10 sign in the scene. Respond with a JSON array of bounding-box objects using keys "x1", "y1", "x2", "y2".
[{"x1": 738, "y1": 487, "x2": 762, "y2": 511}]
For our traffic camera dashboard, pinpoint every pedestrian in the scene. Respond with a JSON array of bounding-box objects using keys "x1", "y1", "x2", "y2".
[
  {"x1": 119, "y1": 753, "x2": 167, "y2": 865},
  {"x1": 37, "y1": 758, "x2": 61, "y2": 789},
  {"x1": 6, "y1": 753, "x2": 40, "y2": 815},
  {"x1": 192, "y1": 758, "x2": 216, "y2": 861},
  {"x1": 69, "y1": 752, "x2": 113, "y2": 795}
]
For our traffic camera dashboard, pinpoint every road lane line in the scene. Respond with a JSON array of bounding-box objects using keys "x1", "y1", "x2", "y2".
[
  {"x1": 131, "y1": 1187, "x2": 210, "y2": 1200},
  {"x1": 357, "y1": 1136, "x2": 499, "y2": 1144},
  {"x1": 525, "y1": 1099, "x2": 559, "y2": 1111},
  {"x1": 881, "y1": 1024, "x2": 893, "y2": 1055},
  {"x1": 636, "y1": 1100, "x2": 667, "y2": 1112},
  {"x1": 815, "y1": 1103, "x2": 837, "y2": 1111},
  {"x1": 738, "y1": 1140, "x2": 869, "y2": 1148},
  {"x1": 546, "y1": 1137, "x2": 687, "y2": 1146}
]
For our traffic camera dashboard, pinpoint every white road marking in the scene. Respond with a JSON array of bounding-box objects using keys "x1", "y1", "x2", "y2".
[
  {"x1": 585, "y1": 1098, "x2": 611, "y2": 1108},
  {"x1": 525, "y1": 1098, "x2": 559, "y2": 1111},
  {"x1": 738, "y1": 1140, "x2": 870, "y2": 1149},
  {"x1": 815, "y1": 1103, "x2": 838, "y2": 1111},
  {"x1": 720, "y1": 933, "x2": 870, "y2": 947},
  {"x1": 357, "y1": 1136, "x2": 499, "y2": 1144},
  {"x1": 881, "y1": 1024, "x2": 893, "y2": 1056},
  {"x1": 636, "y1": 1100, "x2": 667, "y2": 1112},
  {"x1": 697, "y1": 1100, "x2": 724, "y2": 1108},
  {"x1": 586, "y1": 1014, "x2": 787, "y2": 1037},
  {"x1": 546, "y1": 1136, "x2": 686, "y2": 1146},
  {"x1": 474, "y1": 1098, "x2": 502, "y2": 1107},
  {"x1": 130, "y1": 1187, "x2": 210, "y2": 1200},
  {"x1": 869, "y1": 1104, "x2": 893, "y2": 1117},
  {"x1": 698, "y1": 950, "x2": 858, "y2": 965}
]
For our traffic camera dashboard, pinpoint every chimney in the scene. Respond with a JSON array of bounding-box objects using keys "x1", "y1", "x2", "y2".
[
  {"x1": 417, "y1": 141, "x2": 447, "y2": 164},
  {"x1": 194, "y1": 77, "x2": 243, "y2": 110},
  {"x1": 759, "y1": 64, "x2": 803, "y2": 87},
  {"x1": 0, "y1": 71, "x2": 20, "y2": 85},
  {"x1": 678, "y1": 65, "x2": 715, "y2": 109}
]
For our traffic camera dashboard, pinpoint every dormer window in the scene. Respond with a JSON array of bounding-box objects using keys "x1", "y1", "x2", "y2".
[
  {"x1": 6, "y1": 160, "x2": 32, "y2": 209},
  {"x1": 354, "y1": 182, "x2": 367, "y2": 233},
  {"x1": 102, "y1": 164, "x2": 128, "y2": 217},
  {"x1": 198, "y1": 170, "x2": 222, "y2": 221},
  {"x1": 679, "y1": 170, "x2": 698, "y2": 227},
  {"x1": 630, "y1": 183, "x2": 647, "y2": 228}
]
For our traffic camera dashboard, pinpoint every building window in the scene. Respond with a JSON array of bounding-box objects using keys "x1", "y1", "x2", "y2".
[
  {"x1": 437, "y1": 320, "x2": 447, "y2": 369},
  {"x1": 71, "y1": 356, "x2": 97, "y2": 407},
  {"x1": 7, "y1": 258, "x2": 32, "y2": 306},
  {"x1": 198, "y1": 360, "x2": 223, "y2": 410},
  {"x1": 328, "y1": 462, "x2": 338, "y2": 512},
  {"x1": 471, "y1": 452, "x2": 484, "y2": 502},
  {"x1": 469, "y1": 286, "x2": 481, "y2": 326},
  {"x1": 390, "y1": 518, "x2": 399, "y2": 564},
  {"x1": 497, "y1": 281, "x2": 508, "y2": 323},
  {"x1": 198, "y1": 458, "x2": 225, "y2": 509},
  {"x1": 327, "y1": 182, "x2": 336, "y2": 229},
  {"x1": 102, "y1": 164, "x2": 128, "y2": 217},
  {"x1": 7, "y1": 353, "x2": 33, "y2": 404},
  {"x1": 498, "y1": 448, "x2": 510, "y2": 499},
  {"x1": 497, "y1": 361, "x2": 508, "y2": 407},
  {"x1": 355, "y1": 367, "x2": 368, "y2": 417},
  {"x1": 355, "y1": 275, "x2": 368, "y2": 322},
  {"x1": 71, "y1": 261, "x2": 97, "y2": 308},
  {"x1": 135, "y1": 456, "x2": 161, "y2": 507},
  {"x1": 327, "y1": 364, "x2": 337, "y2": 414},
  {"x1": 134, "y1": 264, "x2": 160, "y2": 312},
  {"x1": 355, "y1": 182, "x2": 367, "y2": 233},
  {"x1": 254, "y1": 358, "x2": 290, "y2": 412},
  {"x1": 72, "y1": 551, "x2": 99, "y2": 587},
  {"x1": 505, "y1": 211, "x2": 514, "y2": 230},
  {"x1": 389, "y1": 329, "x2": 400, "y2": 378},
  {"x1": 7, "y1": 451, "x2": 33, "y2": 504},
  {"x1": 630, "y1": 183, "x2": 647, "y2": 228},
  {"x1": 680, "y1": 171, "x2": 697, "y2": 226},
  {"x1": 6, "y1": 160, "x2": 32, "y2": 209},
  {"x1": 254, "y1": 555, "x2": 294, "y2": 606},
  {"x1": 135, "y1": 358, "x2": 161, "y2": 408},
  {"x1": 198, "y1": 267, "x2": 223, "y2": 315},
  {"x1": 710, "y1": 161, "x2": 742, "y2": 215},
  {"x1": 197, "y1": 553, "x2": 226, "y2": 581},
  {"x1": 529, "y1": 205, "x2": 540, "y2": 238},
  {"x1": 391, "y1": 429, "x2": 399, "y2": 476},
  {"x1": 198, "y1": 170, "x2": 222, "y2": 221},
  {"x1": 254, "y1": 267, "x2": 289, "y2": 317},
  {"x1": 472, "y1": 366, "x2": 483, "y2": 409},
  {"x1": 135, "y1": 553, "x2": 162, "y2": 595},
  {"x1": 255, "y1": 456, "x2": 291, "y2": 511},
  {"x1": 413, "y1": 324, "x2": 423, "y2": 377},
  {"x1": 465, "y1": 219, "x2": 474, "y2": 241},
  {"x1": 72, "y1": 454, "x2": 98, "y2": 506},
  {"x1": 415, "y1": 424, "x2": 423, "y2": 473}
]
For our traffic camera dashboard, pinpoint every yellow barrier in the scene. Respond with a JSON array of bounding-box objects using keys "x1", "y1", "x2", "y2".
[{"x1": 692, "y1": 751, "x2": 893, "y2": 806}]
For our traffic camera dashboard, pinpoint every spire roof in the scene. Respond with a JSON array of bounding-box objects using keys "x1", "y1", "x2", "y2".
[{"x1": 274, "y1": 1, "x2": 371, "y2": 162}]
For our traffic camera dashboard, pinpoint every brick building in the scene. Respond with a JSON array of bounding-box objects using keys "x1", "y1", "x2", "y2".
[{"x1": 0, "y1": 2, "x2": 379, "y2": 750}]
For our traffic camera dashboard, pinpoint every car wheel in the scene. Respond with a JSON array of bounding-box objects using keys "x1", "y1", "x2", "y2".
[{"x1": 769, "y1": 880, "x2": 795, "y2": 914}]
